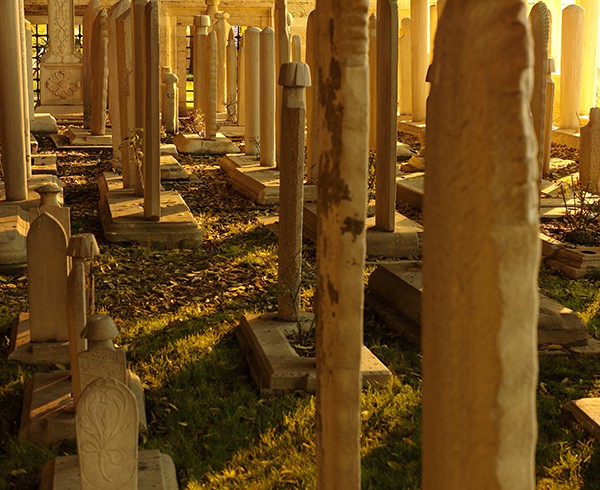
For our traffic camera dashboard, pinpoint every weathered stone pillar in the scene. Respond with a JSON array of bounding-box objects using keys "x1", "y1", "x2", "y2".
[
  {"x1": 277, "y1": 62, "x2": 310, "y2": 321},
  {"x1": 398, "y1": 17, "x2": 412, "y2": 116},
  {"x1": 162, "y1": 72, "x2": 179, "y2": 134},
  {"x1": 132, "y1": 0, "x2": 148, "y2": 134},
  {"x1": 422, "y1": 1, "x2": 539, "y2": 488},
  {"x1": 578, "y1": 0, "x2": 599, "y2": 115},
  {"x1": 213, "y1": 12, "x2": 231, "y2": 113},
  {"x1": 17, "y1": 0, "x2": 31, "y2": 177},
  {"x1": 245, "y1": 27, "x2": 261, "y2": 156},
  {"x1": 375, "y1": 0, "x2": 398, "y2": 232},
  {"x1": 315, "y1": 0, "x2": 369, "y2": 488},
  {"x1": 305, "y1": 9, "x2": 318, "y2": 183},
  {"x1": 292, "y1": 35, "x2": 302, "y2": 62},
  {"x1": 260, "y1": 27, "x2": 276, "y2": 167},
  {"x1": 0, "y1": 0, "x2": 28, "y2": 201},
  {"x1": 429, "y1": 3, "x2": 437, "y2": 62},
  {"x1": 90, "y1": 9, "x2": 108, "y2": 136},
  {"x1": 226, "y1": 30, "x2": 238, "y2": 122},
  {"x1": 559, "y1": 4, "x2": 584, "y2": 130},
  {"x1": 437, "y1": 0, "x2": 446, "y2": 17},
  {"x1": 580, "y1": 107, "x2": 600, "y2": 193},
  {"x1": 548, "y1": 0, "x2": 562, "y2": 59},
  {"x1": 530, "y1": 2, "x2": 550, "y2": 178},
  {"x1": 275, "y1": 0, "x2": 291, "y2": 165},
  {"x1": 238, "y1": 35, "x2": 246, "y2": 125},
  {"x1": 24, "y1": 20, "x2": 35, "y2": 122},
  {"x1": 143, "y1": 0, "x2": 160, "y2": 221},
  {"x1": 411, "y1": 0, "x2": 429, "y2": 122},
  {"x1": 83, "y1": 1, "x2": 101, "y2": 129},
  {"x1": 368, "y1": 13, "x2": 377, "y2": 150},
  {"x1": 543, "y1": 59, "x2": 556, "y2": 178},
  {"x1": 205, "y1": 31, "x2": 218, "y2": 140},
  {"x1": 193, "y1": 15, "x2": 211, "y2": 113},
  {"x1": 107, "y1": 0, "x2": 130, "y2": 166},
  {"x1": 206, "y1": 0, "x2": 219, "y2": 20}
]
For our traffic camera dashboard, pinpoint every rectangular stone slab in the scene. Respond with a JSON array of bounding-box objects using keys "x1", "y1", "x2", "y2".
[
  {"x1": 39, "y1": 450, "x2": 178, "y2": 490},
  {"x1": 98, "y1": 172, "x2": 202, "y2": 248},
  {"x1": 8, "y1": 312, "x2": 70, "y2": 365},
  {"x1": 237, "y1": 313, "x2": 392, "y2": 393},
  {"x1": 563, "y1": 398, "x2": 600, "y2": 440}
]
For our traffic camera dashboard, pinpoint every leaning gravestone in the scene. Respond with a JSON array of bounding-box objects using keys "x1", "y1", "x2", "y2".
[
  {"x1": 39, "y1": 378, "x2": 179, "y2": 490},
  {"x1": 580, "y1": 107, "x2": 600, "y2": 194}
]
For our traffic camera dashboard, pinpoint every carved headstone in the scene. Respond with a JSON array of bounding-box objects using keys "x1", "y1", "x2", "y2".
[
  {"x1": 423, "y1": 1, "x2": 539, "y2": 488},
  {"x1": 260, "y1": 27, "x2": 276, "y2": 166},
  {"x1": 580, "y1": 107, "x2": 600, "y2": 193},
  {"x1": 530, "y1": 2, "x2": 550, "y2": 177},
  {"x1": 76, "y1": 378, "x2": 138, "y2": 490},
  {"x1": 314, "y1": 0, "x2": 369, "y2": 487},
  {"x1": 28, "y1": 213, "x2": 69, "y2": 343}
]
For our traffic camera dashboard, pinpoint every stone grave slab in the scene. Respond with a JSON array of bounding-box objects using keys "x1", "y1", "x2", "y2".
[
  {"x1": 32, "y1": 154, "x2": 58, "y2": 175},
  {"x1": 220, "y1": 154, "x2": 318, "y2": 205},
  {"x1": 367, "y1": 261, "x2": 597, "y2": 353},
  {"x1": 49, "y1": 132, "x2": 110, "y2": 150},
  {"x1": 98, "y1": 172, "x2": 202, "y2": 248},
  {"x1": 160, "y1": 155, "x2": 189, "y2": 181},
  {"x1": 65, "y1": 127, "x2": 112, "y2": 147},
  {"x1": 551, "y1": 127, "x2": 580, "y2": 149},
  {"x1": 396, "y1": 172, "x2": 424, "y2": 209},
  {"x1": 39, "y1": 450, "x2": 178, "y2": 490},
  {"x1": 8, "y1": 312, "x2": 70, "y2": 365},
  {"x1": 19, "y1": 369, "x2": 147, "y2": 445},
  {"x1": 217, "y1": 124, "x2": 245, "y2": 138},
  {"x1": 172, "y1": 132, "x2": 240, "y2": 155},
  {"x1": 397, "y1": 120, "x2": 426, "y2": 144},
  {"x1": 31, "y1": 113, "x2": 59, "y2": 135},
  {"x1": 160, "y1": 143, "x2": 179, "y2": 156},
  {"x1": 237, "y1": 312, "x2": 392, "y2": 393},
  {"x1": 563, "y1": 398, "x2": 600, "y2": 440},
  {"x1": 303, "y1": 202, "x2": 422, "y2": 258}
]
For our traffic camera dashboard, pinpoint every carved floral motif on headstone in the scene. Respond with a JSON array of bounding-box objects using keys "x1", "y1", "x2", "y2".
[{"x1": 46, "y1": 70, "x2": 81, "y2": 99}]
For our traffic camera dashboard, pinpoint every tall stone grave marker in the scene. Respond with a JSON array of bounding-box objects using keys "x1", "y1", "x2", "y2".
[
  {"x1": 422, "y1": 1, "x2": 539, "y2": 488},
  {"x1": 226, "y1": 30, "x2": 238, "y2": 122},
  {"x1": 245, "y1": 28, "x2": 261, "y2": 156},
  {"x1": 578, "y1": 0, "x2": 599, "y2": 115},
  {"x1": 369, "y1": 14, "x2": 377, "y2": 150},
  {"x1": 83, "y1": 0, "x2": 101, "y2": 128},
  {"x1": 213, "y1": 12, "x2": 231, "y2": 113},
  {"x1": 559, "y1": 4, "x2": 584, "y2": 130},
  {"x1": 193, "y1": 15, "x2": 211, "y2": 113},
  {"x1": 162, "y1": 72, "x2": 179, "y2": 134},
  {"x1": 275, "y1": 0, "x2": 291, "y2": 164},
  {"x1": 90, "y1": 9, "x2": 109, "y2": 136},
  {"x1": 305, "y1": 9, "x2": 318, "y2": 183},
  {"x1": 398, "y1": 17, "x2": 412, "y2": 116},
  {"x1": 205, "y1": 31, "x2": 218, "y2": 140},
  {"x1": 315, "y1": 0, "x2": 369, "y2": 487},
  {"x1": 411, "y1": 0, "x2": 429, "y2": 122},
  {"x1": 260, "y1": 28, "x2": 276, "y2": 167},
  {"x1": 375, "y1": 0, "x2": 398, "y2": 232}
]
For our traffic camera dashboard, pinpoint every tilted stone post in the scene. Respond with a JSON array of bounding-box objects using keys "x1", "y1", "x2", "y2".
[
  {"x1": 17, "y1": 0, "x2": 31, "y2": 177},
  {"x1": 277, "y1": 62, "x2": 310, "y2": 321},
  {"x1": 580, "y1": 107, "x2": 600, "y2": 193},
  {"x1": 422, "y1": 1, "x2": 539, "y2": 488},
  {"x1": 226, "y1": 29, "x2": 238, "y2": 122},
  {"x1": 314, "y1": 0, "x2": 369, "y2": 487},
  {"x1": 162, "y1": 72, "x2": 179, "y2": 135},
  {"x1": 375, "y1": 0, "x2": 398, "y2": 232},
  {"x1": 83, "y1": 0, "x2": 101, "y2": 129},
  {"x1": 260, "y1": 27, "x2": 276, "y2": 167},
  {"x1": 411, "y1": 0, "x2": 429, "y2": 122}
]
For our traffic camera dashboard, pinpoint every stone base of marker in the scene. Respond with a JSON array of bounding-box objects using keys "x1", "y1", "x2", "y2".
[
  {"x1": 552, "y1": 127, "x2": 580, "y2": 149},
  {"x1": 98, "y1": 172, "x2": 202, "y2": 248},
  {"x1": 237, "y1": 312, "x2": 392, "y2": 393},
  {"x1": 65, "y1": 127, "x2": 113, "y2": 147},
  {"x1": 563, "y1": 399, "x2": 600, "y2": 441},
  {"x1": 172, "y1": 132, "x2": 240, "y2": 155},
  {"x1": 0, "y1": 175, "x2": 63, "y2": 265},
  {"x1": 39, "y1": 449, "x2": 178, "y2": 490},
  {"x1": 32, "y1": 154, "x2": 58, "y2": 175},
  {"x1": 19, "y1": 369, "x2": 147, "y2": 445},
  {"x1": 220, "y1": 155, "x2": 317, "y2": 205},
  {"x1": 366, "y1": 261, "x2": 600, "y2": 354},
  {"x1": 31, "y1": 113, "x2": 59, "y2": 135},
  {"x1": 159, "y1": 155, "x2": 191, "y2": 181},
  {"x1": 396, "y1": 172, "x2": 425, "y2": 209},
  {"x1": 398, "y1": 120, "x2": 426, "y2": 145},
  {"x1": 303, "y1": 202, "x2": 422, "y2": 258},
  {"x1": 8, "y1": 312, "x2": 69, "y2": 365},
  {"x1": 217, "y1": 124, "x2": 245, "y2": 138}
]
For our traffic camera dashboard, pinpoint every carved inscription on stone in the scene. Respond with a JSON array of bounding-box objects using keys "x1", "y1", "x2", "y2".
[{"x1": 78, "y1": 348, "x2": 127, "y2": 395}]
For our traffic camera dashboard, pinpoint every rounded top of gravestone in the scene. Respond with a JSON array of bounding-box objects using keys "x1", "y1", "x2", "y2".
[
  {"x1": 34, "y1": 183, "x2": 62, "y2": 207},
  {"x1": 67, "y1": 233, "x2": 100, "y2": 258},
  {"x1": 278, "y1": 62, "x2": 312, "y2": 88},
  {"x1": 194, "y1": 15, "x2": 211, "y2": 27},
  {"x1": 83, "y1": 314, "x2": 118, "y2": 341},
  {"x1": 214, "y1": 11, "x2": 230, "y2": 20},
  {"x1": 286, "y1": 12, "x2": 294, "y2": 27},
  {"x1": 261, "y1": 26, "x2": 274, "y2": 35}
]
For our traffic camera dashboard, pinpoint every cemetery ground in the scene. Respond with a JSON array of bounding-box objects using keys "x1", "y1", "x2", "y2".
[{"x1": 0, "y1": 136, "x2": 600, "y2": 489}]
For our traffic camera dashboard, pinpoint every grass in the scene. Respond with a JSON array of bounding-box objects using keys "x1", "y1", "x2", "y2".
[{"x1": 1, "y1": 139, "x2": 600, "y2": 488}]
